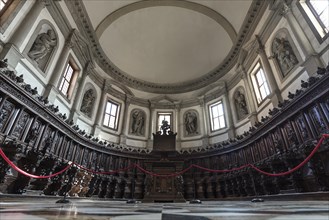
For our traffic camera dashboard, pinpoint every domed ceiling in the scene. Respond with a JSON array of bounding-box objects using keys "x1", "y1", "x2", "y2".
[{"x1": 69, "y1": 0, "x2": 266, "y2": 94}]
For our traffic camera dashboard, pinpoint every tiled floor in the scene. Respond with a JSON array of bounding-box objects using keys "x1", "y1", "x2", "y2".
[{"x1": 0, "y1": 196, "x2": 328, "y2": 220}]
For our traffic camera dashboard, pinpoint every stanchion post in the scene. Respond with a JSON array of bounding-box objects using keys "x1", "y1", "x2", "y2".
[
  {"x1": 127, "y1": 163, "x2": 138, "y2": 204},
  {"x1": 56, "y1": 178, "x2": 71, "y2": 204},
  {"x1": 56, "y1": 164, "x2": 74, "y2": 204},
  {"x1": 190, "y1": 164, "x2": 201, "y2": 204}
]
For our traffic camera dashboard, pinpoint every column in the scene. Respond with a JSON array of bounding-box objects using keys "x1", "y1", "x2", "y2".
[
  {"x1": 68, "y1": 61, "x2": 93, "y2": 122},
  {"x1": 147, "y1": 102, "x2": 155, "y2": 149},
  {"x1": 280, "y1": 1, "x2": 324, "y2": 72},
  {"x1": 224, "y1": 86, "x2": 235, "y2": 139},
  {"x1": 239, "y1": 66, "x2": 258, "y2": 125},
  {"x1": 198, "y1": 96, "x2": 209, "y2": 146},
  {"x1": 119, "y1": 94, "x2": 132, "y2": 146},
  {"x1": 42, "y1": 31, "x2": 74, "y2": 102},
  {"x1": 10, "y1": 0, "x2": 49, "y2": 51},
  {"x1": 92, "y1": 79, "x2": 107, "y2": 136},
  {"x1": 174, "y1": 101, "x2": 181, "y2": 151},
  {"x1": 256, "y1": 35, "x2": 282, "y2": 107}
]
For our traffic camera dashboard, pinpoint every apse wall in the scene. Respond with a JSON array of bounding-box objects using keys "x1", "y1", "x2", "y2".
[{"x1": 0, "y1": 0, "x2": 328, "y2": 152}]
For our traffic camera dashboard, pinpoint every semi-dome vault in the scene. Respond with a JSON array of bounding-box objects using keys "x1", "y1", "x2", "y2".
[{"x1": 66, "y1": 0, "x2": 267, "y2": 94}]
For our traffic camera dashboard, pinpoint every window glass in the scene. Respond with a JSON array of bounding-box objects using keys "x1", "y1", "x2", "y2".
[
  {"x1": 157, "y1": 112, "x2": 172, "y2": 132},
  {"x1": 210, "y1": 101, "x2": 225, "y2": 131},
  {"x1": 103, "y1": 100, "x2": 120, "y2": 129},
  {"x1": 299, "y1": 0, "x2": 329, "y2": 39},
  {"x1": 251, "y1": 62, "x2": 270, "y2": 104},
  {"x1": 59, "y1": 62, "x2": 75, "y2": 97},
  {"x1": 0, "y1": 0, "x2": 12, "y2": 15}
]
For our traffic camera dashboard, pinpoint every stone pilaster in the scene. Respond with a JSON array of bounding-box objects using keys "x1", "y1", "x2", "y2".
[
  {"x1": 42, "y1": 31, "x2": 74, "y2": 102},
  {"x1": 256, "y1": 35, "x2": 282, "y2": 107},
  {"x1": 280, "y1": 1, "x2": 324, "y2": 73}
]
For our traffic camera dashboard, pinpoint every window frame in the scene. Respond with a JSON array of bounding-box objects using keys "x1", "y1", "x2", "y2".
[
  {"x1": 58, "y1": 58, "x2": 79, "y2": 100},
  {"x1": 251, "y1": 61, "x2": 271, "y2": 105},
  {"x1": 298, "y1": 0, "x2": 329, "y2": 42},
  {"x1": 0, "y1": 0, "x2": 13, "y2": 17},
  {"x1": 209, "y1": 100, "x2": 226, "y2": 132},
  {"x1": 156, "y1": 112, "x2": 173, "y2": 133},
  {"x1": 103, "y1": 99, "x2": 120, "y2": 130}
]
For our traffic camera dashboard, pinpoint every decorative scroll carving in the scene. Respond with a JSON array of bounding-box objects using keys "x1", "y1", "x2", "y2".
[{"x1": 0, "y1": 100, "x2": 15, "y2": 131}]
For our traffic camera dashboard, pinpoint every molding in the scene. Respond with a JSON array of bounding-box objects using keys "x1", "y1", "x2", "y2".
[{"x1": 65, "y1": 0, "x2": 268, "y2": 94}]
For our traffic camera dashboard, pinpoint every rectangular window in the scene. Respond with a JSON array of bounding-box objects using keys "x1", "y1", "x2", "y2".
[
  {"x1": 157, "y1": 112, "x2": 172, "y2": 133},
  {"x1": 103, "y1": 100, "x2": 120, "y2": 130},
  {"x1": 210, "y1": 101, "x2": 225, "y2": 131},
  {"x1": 59, "y1": 62, "x2": 75, "y2": 97},
  {"x1": 251, "y1": 62, "x2": 270, "y2": 104},
  {"x1": 299, "y1": 0, "x2": 329, "y2": 40},
  {"x1": 0, "y1": 0, "x2": 12, "y2": 16}
]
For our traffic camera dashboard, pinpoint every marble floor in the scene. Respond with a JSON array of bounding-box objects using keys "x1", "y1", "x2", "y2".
[{"x1": 0, "y1": 196, "x2": 328, "y2": 220}]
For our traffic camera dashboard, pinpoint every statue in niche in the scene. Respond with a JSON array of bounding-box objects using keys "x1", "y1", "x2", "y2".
[
  {"x1": 80, "y1": 89, "x2": 95, "y2": 117},
  {"x1": 234, "y1": 90, "x2": 249, "y2": 120},
  {"x1": 28, "y1": 29, "x2": 57, "y2": 64},
  {"x1": 184, "y1": 111, "x2": 198, "y2": 135},
  {"x1": 131, "y1": 109, "x2": 145, "y2": 136},
  {"x1": 272, "y1": 37, "x2": 298, "y2": 75}
]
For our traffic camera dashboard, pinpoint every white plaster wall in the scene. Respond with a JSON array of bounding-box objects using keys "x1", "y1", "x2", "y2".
[
  {"x1": 235, "y1": 121, "x2": 251, "y2": 136},
  {"x1": 76, "y1": 118, "x2": 92, "y2": 133},
  {"x1": 53, "y1": 98, "x2": 70, "y2": 116},
  {"x1": 281, "y1": 70, "x2": 309, "y2": 100},
  {"x1": 126, "y1": 139, "x2": 147, "y2": 148},
  {"x1": 181, "y1": 139, "x2": 203, "y2": 148},
  {"x1": 209, "y1": 132, "x2": 228, "y2": 145},
  {"x1": 99, "y1": 130, "x2": 120, "y2": 143},
  {"x1": 15, "y1": 62, "x2": 45, "y2": 94}
]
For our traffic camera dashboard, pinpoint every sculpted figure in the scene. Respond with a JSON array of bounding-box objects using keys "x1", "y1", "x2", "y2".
[
  {"x1": 131, "y1": 110, "x2": 145, "y2": 135},
  {"x1": 235, "y1": 90, "x2": 248, "y2": 119},
  {"x1": 28, "y1": 29, "x2": 57, "y2": 63},
  {"x1": 80, "y1": 89, "x2": 95, "y2": 117},
  {"x1": 272, "y1": 37, "x2": 298, "y2": 73},
  {"x1": 184, "y1": 111, "x2": 198, "y2": 135}
]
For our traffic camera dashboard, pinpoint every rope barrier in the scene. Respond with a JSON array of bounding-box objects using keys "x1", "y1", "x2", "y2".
[
  {"x1": 0, "y1": 134, "x2": 328, "y2": 179},
  {"x1": 0, "y1": 148, "x2": 73, "y2": 179}
]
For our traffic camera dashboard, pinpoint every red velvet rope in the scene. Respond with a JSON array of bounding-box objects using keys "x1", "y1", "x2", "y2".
[
  {"x1": 0, "y1": 148, "x2": 73, "y2": 179},
  {"x1": 0, "y1": 134, "x2": 328, "y2": 179}
]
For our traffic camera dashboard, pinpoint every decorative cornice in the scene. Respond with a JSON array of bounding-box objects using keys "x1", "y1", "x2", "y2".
[{"x1": 64, "y1": 0, "x2": 268, "y2": 94}]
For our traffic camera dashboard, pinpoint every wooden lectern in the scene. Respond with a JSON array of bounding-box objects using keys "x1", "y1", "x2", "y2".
[{"x1": 142, "y1": 123, "x2": 185, "y2": 202}]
